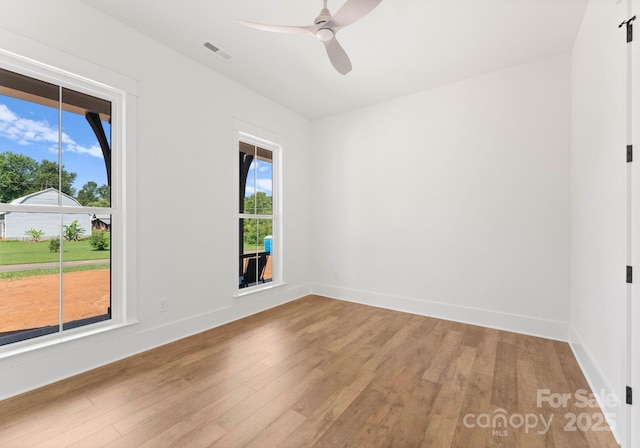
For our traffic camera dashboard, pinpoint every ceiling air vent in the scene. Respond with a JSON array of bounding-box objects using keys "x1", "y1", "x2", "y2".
[{"x1": 203, "y1": 42, "x2": 232, "y2": 60}]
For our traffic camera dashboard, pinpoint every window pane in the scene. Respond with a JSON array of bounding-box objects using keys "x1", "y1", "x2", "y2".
[
  {"x1": 240, "y1": 143, "x2": 256, "y2": 214},
  {"x1": 243, "y1": 217, "x2": 259, "y2": 253},
  {"x1": 254, "y1": 157, "x2": 273, "y2": 215},
  {"x1": 0, "y1": 69, "x2": 61, "y2": 204},
  {"x1": 61, "y1": 88, "x2": 111, "y2": 207},
  {"x1": 0, "y1": 212, "x2": 61, "y2": 345},
  {"x1": 239, "y1": 217, "x2": 255, "y2": 288},
  {"x1": 62, "y1": 213, "x2": 111, "y2": 329},
  {"x1": 259, "y1": 218, "x2": 273, "y2": 284},
  {"x1": 238, "y1": 217, "x2": 273, "y2": 289}
]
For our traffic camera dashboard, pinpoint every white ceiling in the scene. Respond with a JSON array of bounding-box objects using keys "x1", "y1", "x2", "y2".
[{"x1": 81, "y1": 0, "x2": 588, "y2": 120}]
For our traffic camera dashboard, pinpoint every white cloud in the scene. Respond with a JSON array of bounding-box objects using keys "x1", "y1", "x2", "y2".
[
  {"x1": 0, "y1": 104, "x2": 17, "y2": 122},
  {"x1": 64, "y1": 143, "x2": 103, "y2": 158},
  {"x1": 0, "y1": 106, "x2": 58, "y2": 146},
  {"x1": 0, "y1": 103, "x2": 103, "y2": 158},
  {"x1": 256, "y1": 178, "x2": 272, "y2": 194}
]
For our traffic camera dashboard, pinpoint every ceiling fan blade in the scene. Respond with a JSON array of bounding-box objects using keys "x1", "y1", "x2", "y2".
[
  {"x1": 323, "y1": 37, "x2": 352, "y2": 74},
  {"x1": 238, "y1": 20, "x2": 315, "y2": 36},
  {"x1": 326, "y1": 0, "x2": 383, "y2": 29}
]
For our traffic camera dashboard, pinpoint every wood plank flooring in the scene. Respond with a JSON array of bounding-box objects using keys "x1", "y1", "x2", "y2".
[{"x1": 0, "y1": 295, "x2": 620, "y2": 447}]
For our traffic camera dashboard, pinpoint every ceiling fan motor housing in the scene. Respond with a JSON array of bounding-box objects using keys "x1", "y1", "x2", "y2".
[
  {"x1": 315, "y1": 8, "x2": 332, "y2": 25},
  {"x1": 314, "y1": 4, "x2": 334, "y2": 41}
]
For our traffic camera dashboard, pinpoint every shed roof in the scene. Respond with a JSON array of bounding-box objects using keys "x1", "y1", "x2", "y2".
[
  {"x1": 92, "y1": 214, "x2": 111, "y2": 225},
  {"x1": 10, "y1": 188, "x2": 82, "y2": 207}
]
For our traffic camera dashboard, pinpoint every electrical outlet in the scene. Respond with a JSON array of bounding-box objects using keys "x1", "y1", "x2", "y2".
[{"x1": 159, "y1": 298, "x2": 168, "y2": 313}]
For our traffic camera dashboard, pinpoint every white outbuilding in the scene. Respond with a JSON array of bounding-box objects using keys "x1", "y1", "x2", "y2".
[{"x1": 0, "y1": 188, "x2": 91, "y2": 240}]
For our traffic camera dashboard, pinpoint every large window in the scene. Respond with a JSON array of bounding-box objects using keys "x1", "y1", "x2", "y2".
[
  {"x1": 238, "y1": 134, "x2": 280, "y2": 291},
  {"x1": 0, "y1": 65, "x2": 118, "y2": 346}
]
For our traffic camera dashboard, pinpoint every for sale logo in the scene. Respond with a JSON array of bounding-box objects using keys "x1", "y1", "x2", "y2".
[
  {"x1": 537, "y1": 389, "x2": 616, "y2": 433},
  {"x1": 463, "y1": 388, "x2": 617, "y2": 436}
]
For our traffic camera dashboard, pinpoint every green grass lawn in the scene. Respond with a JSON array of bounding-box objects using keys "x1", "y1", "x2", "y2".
[
  {"x1": 243, "y1": 244, "x2": 265, "y2": 253},
  {"x1": 0, "y1": 237, "x2": 110, "y2": 266},
  {"x1": 0, "y1": 263, "x2": 110, "y2": 280}
]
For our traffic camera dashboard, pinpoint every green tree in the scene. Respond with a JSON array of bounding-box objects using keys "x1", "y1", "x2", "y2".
[
  {"x1": 33, "y1": 160, "x2": 76, "y2": 197},
  {"x1": 0, "y1": 152, "x2": 38, "y2": 202},
  {"x1": 244, "y1": 192, "x2": 272, "y2": 214},
  {"x1": 242, "y1": 192, "x2": 273, "y2": 249},
  {"x1": 95, "y1": 184, "x2": 110, "y2": 206},
  {"x1": 77, "y1": 181, "x2": 110, "y2": 207},
  {"x1": 76, "y1": 181, "x2": 99, "y2": 205},
  {"x1": 0, "y1": 152, "x2": 78, "y2": 202}
]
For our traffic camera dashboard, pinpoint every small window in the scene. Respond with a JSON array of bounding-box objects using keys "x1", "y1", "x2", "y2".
[
  {"x1": 238, "y1": 135, "x2": 280, "y2": 291},
  {"x1": 0, "y1": 66, "x2": 116, "y2": 346}
]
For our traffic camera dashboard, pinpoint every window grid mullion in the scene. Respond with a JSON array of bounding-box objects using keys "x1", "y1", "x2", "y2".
[
  {"x1": 253, "y1": 145, "x2": 258, "y2": 216},
  {"x1": 58, "y1": 85, "x2": 63, "y2": 333}
]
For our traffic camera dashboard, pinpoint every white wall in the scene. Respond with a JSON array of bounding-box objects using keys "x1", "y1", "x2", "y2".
[
  {"x1": 571, "y1": 0, "x2": 630, "y2": 444},
  {"x1": 310, "y1": 55, "x2": 572, "y2": 339},
  {"x1": 0, "y1": 0, "x2": 312, "y2": 400}
]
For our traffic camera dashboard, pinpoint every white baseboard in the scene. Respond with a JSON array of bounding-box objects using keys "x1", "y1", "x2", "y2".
[
  {"x1": 137, "y1": 283, "x2": 312, "y2": 347},
  {"x1": 310, "y1": 283, "x2": 569, "y2": 341},
  {"x1": 569, "y1": 324, "x2": 624, "y2": 446}
]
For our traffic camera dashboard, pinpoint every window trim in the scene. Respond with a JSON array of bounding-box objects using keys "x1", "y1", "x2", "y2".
[
  {"x1": 233, "y1": 126, "x2": 284, "y2": 296},
  {"x1": 0, "y1": 37, "x2": 138, "y2": 353}
]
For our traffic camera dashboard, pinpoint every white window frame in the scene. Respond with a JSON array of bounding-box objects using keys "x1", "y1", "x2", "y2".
[
  {"x1": 0, "y1": 36, "x2": 138, "y2": 355},
  {"x1": 234, "y1": 127, "x2": 283, "y2": 296}
]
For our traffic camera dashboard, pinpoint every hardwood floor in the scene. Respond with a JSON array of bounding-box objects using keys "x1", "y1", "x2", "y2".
[{"x1": 0, "y1": 295, "x2": 620, "y2": 447}]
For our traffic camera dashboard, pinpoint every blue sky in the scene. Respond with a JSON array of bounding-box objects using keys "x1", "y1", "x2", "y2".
[
  {"x1": 0, "y1": 94, "x2": 110, "y2": 193},
  {"x1": 245, "y1": 157, "x2": 273, "y2": 197}
]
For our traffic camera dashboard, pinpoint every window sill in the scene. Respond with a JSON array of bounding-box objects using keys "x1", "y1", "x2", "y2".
[
  {"x1": 0, "y1": 319, "x2": 140, "y2": 360},
  {"x1": 233, "y1": 281, "x2": 287, "y2": 299}
]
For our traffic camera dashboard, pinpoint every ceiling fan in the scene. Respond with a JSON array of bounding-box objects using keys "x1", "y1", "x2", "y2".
[{"x1": 239, "y1": 0, "x2": 383, "y2": 75}]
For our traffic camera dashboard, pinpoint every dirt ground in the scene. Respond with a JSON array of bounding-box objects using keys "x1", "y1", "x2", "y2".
[
  {"x1": 1, "y1": 259, "x2": 273, "y2": 333},
  {"x1": 0, "y1": 270, "x2": 110, "y2": 332}
]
